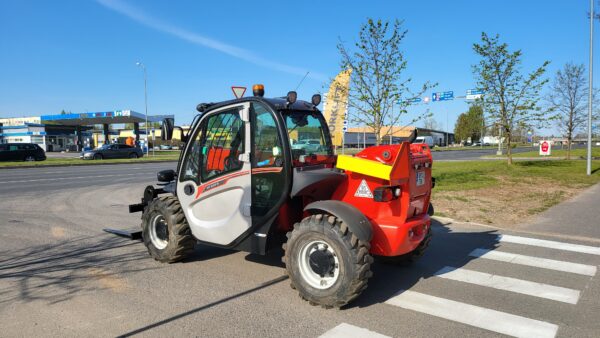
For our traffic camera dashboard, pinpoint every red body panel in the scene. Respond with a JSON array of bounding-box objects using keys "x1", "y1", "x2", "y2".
[{"x1": 332, "y1": 142, "x2": 433, "y2": 257}]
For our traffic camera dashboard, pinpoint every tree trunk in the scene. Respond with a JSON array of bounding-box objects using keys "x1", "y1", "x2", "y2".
[
  {"x1": 566, "y1": 137, "x2": 572, "y2": 160},
  {"x1": 506, "y1": 132, "x2": 513, "y2": 165}
]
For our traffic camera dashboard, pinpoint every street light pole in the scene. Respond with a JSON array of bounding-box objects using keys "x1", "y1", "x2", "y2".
[
  {"x1": 587, "y1": 0, "x2": 594, "y2": 176},
  {"x1": 136, "y1": 61, "x2": 150, "y2": 157}
]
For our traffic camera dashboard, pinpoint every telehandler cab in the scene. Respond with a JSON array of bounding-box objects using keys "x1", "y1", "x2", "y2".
[{"x1": 125, "y1": 85, "x2": 434, "y2": 308}]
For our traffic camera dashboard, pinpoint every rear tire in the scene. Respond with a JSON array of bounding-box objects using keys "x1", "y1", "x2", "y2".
[
  {"x1": 142, "y1": 196, "x2": 195, "y2": 263},
  {"x1": 94, "y1": 154, "x2": 103, "y2": 160},
  {"x1": 283, "y1": 214, "x2": 373, "y2": 308}
]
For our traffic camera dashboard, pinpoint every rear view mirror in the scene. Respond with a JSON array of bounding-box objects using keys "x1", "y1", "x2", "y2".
[{"x1": 162, "y1": 118, "x2": 174, "y2": 141}]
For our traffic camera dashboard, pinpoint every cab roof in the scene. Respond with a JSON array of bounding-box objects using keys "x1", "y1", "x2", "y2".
[{"x1": 197, "y1": 96, "x2": 319, "y2": 114}]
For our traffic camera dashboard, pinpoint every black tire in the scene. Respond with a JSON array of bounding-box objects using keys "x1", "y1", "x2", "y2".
[
  {"x1": 379, "y1": 225, "x2": 432, "y2": 265},
  {"x1": 129, "y1": 153, "x2": 138, "y2": 159},
  {"x1": 24, "y1": 155, "x2": 35, "y2": 162},
  {"x1": 283, "y1": 214, "x2": 373, "y2": 308},
  {"x1": 141, "y1": 196, "x2": 195, "y2": 263},
  {"x1": 93, "y1": 154, "x2": 103, "y2": 160}
]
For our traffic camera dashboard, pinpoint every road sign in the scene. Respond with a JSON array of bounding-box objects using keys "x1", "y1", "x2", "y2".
[
  {"x1": 231, "y1": 86, "x2": 247, "y2": 99},
  {"x1": 466, "y1": 89, "x2": 484, "y2": 100},
  {"x1": 539, "y1": 141, "x2": 552, "y2": 156},
  {"x1": 432, "y1": 91, "x2": 454, "y2": 102},
  {"x1": 402, "y1": 97, "x2": 422, "y2": 104}
]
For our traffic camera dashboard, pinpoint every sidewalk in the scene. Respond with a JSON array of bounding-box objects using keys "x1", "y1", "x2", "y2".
[{"x1": 520, "y1": 183, "x2": 600, "y2": 239}]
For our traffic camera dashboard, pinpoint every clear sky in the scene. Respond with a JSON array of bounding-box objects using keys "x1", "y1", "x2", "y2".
[{"x1": 0, "y1": 0, "x2": 596, "y2": 134}]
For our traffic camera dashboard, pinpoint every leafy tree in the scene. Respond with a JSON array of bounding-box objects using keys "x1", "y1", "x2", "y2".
[
  {"x1": 338, "y1": 18, "x2": 434, "y2": 145},
  {"x1": 547, "y1": 63, "x2": 597, "y2": 159},
  {"x1": 472, "y1": 33, "x2": 550, "y2": 164},
  {"x1": 454, "y1": 105, "x2": 484, "y2": 143},
  {"x1": 59, "y1": 109, "x2": 70, "y2": 115}
]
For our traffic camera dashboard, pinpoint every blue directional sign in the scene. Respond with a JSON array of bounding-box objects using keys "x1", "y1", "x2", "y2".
[
  {"x1": 432, "y1": 91, "x2": 454, "y2": 102},
  {"x1": 466, "y1": 89, "x2": 484, "y2": 95}
]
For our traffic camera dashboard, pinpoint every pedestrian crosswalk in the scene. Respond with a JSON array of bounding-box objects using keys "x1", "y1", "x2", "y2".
[{"x1": 320, "y1": 232, "x2": 599, "y2": 338}]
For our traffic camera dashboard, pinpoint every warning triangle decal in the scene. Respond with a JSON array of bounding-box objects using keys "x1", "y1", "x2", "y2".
[{"x1": 354, "y1": 179, "x2": 373, "y2": 198}]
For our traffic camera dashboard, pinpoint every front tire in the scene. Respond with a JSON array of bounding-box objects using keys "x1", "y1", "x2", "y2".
[
  {"x1": 24, "y1": 155, "x2": 35, "y2": 162},
  {"x1": 94, "y1": 154, "x2": 103, "y2": 160},
  {"x1": 129, "y1": 153, "x2": 138, "y2": 159},
  {"x1": 142, "y1": 196, "x2": 195, "y2": 263},
  {"x1": 283, "y1": 214, "x2": 373, "y2": 308}
]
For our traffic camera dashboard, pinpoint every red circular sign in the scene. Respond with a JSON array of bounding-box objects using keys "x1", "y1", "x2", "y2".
[{"x1": 541, "y1": 141, "x2": 549, "y2": 152}]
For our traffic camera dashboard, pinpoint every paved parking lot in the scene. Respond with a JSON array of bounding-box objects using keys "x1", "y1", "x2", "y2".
[{"x1": 0, "y1": 163, "x2": 598, "y2": 337}]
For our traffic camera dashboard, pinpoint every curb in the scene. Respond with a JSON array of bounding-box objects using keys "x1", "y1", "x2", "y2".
[{"x1": 0, "y1": 159, "x2": 177, "y2": 170}]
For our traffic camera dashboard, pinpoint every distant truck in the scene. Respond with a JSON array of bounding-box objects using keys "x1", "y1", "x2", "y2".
[{"x1": 414, "y1": 136, "x2": 435, "y2": 148}]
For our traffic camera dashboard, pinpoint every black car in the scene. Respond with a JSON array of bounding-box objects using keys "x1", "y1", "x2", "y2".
[
  {"x1": 0, "y1": 143, "x2": 47, "y2": 162},
  {"x1": 80, "y1": 144, "x2": 144, "y2": 160}
]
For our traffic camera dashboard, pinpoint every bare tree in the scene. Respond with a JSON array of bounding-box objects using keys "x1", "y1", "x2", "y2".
[
  {"x1": 338, "y1": 18, "x2": 434, "y2": 145},
  {"x1": 472, "y1": 33, "x2": 550, "y2": 164},
  {"x1": 423, "y1": 117, "x2": 440, "y2": 130},
  {"x1": 547, "y1": 63, "x2": 596, "y2": 159}
]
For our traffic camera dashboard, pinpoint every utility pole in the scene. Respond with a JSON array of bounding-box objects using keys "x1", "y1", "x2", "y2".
[
  {"x1": 587, "y1": 0, "x2": 594, "y2": 176},
  {"x1": 136, "y1": 61, "x2": 150, "y2": 157}
]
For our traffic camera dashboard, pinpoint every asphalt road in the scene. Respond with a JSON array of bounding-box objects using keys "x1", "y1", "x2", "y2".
[{"x1": 1, "y1": 163, "x2": 599, "y2": 337}]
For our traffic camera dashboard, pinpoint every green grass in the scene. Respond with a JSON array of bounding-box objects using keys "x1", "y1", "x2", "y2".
[
  {"x1": 0, "y1": 153, "x2": 180, "y2": 168},
  {"x1": 500, "y1": 147, "x2": 600, "y2": 158},
  {"x1": 432, "y1": 160, "x2": 600, "y2": 192}
]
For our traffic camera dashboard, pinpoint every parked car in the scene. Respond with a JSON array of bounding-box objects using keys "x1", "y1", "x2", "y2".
[
  {"x1": 471, "y1": 141, "x2": 482, "y2": 147},
  {"x1": 159, "y1": 144, "x2": 172, "y2": 150},
  {"x1": 80, "y1": 144, "x2": 144, "y2": 160},
  {"x1": 291, "y1": 139, "x2": 323, "y2": 153},
  {"x1": 0, "y1": 143, "x2": 46, "y2": 162}
]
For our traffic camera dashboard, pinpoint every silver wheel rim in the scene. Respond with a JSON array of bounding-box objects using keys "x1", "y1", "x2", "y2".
[
  {"x1": 298, "y1": 240, "x2": 340, "y2": 290},
  {"x1": 149, "y1": 214, "x2": 168, "y2": 250},
  {"x1": 25, "y1": 156, "x2": 35, "y2": 161}
]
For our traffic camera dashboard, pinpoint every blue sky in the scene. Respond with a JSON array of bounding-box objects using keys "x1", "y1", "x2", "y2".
[{"x1": 0, "y1": 0, "x2": 596, "y2": 134}]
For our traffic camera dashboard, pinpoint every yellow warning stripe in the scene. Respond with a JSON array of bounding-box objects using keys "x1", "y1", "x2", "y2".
[{"x1": 336, "y1": 155, "x2": 391, "y2": 181}]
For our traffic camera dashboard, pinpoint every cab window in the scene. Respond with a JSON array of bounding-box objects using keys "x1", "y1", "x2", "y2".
[
  {"x1": 200, "y1": 109, "x2": 245, "y2": 182},
  {"x1": 251, "y1": 103, "x2": 285, "y2": 218}
]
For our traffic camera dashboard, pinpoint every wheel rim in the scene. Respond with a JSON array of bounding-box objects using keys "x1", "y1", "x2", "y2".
[
  {"x1": 298, "y1": 240, "x2": 340, "y2": 290},
  {"x1": 149, "y1": 214, "x2": 169, "y2": 250},
  {"x1": 25, "y1": 156, "x2": 35, "y2": 161},
  {"x1": 130, "y1": 153, "x2": 137, "y2": 158}
]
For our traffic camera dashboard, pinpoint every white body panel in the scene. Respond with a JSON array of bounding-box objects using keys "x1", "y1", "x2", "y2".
[{"x1": 177, "y1": 103, "x2": 253, "y2": 246}]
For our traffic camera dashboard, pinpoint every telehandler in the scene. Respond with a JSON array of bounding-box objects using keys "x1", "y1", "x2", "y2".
[{"x1": 124, "y1": 85, "x2": 434, "y2": 308}]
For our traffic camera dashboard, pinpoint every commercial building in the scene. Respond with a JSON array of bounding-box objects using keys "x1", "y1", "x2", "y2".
[
  {"x1": 0, "y1": 110, "x2": 172, "y2": 151},
  {"x1": 345, "y1": 126, "x2": 455, "y2": 147}
]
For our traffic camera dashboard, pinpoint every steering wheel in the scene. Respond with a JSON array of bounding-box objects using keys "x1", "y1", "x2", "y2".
[{"x1": 223, "y1": 156, "x2": 241, "y2": 171}]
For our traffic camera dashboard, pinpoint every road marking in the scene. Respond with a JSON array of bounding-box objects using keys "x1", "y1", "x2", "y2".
[
  {"x1": 499, "y1": 234, "x2": 600, "y2": 255},
  {"x1": 470, "y1": 248, "x2": 597, "y2": 276},
  {"x1": 435, "y1": 266, "x2": 580, "y2": 304},
  {"x1": 0, "y1": 172, "x2": 156, "y2": 184},
  {"x1": 319, "y1": 323, "x2": 390, "y2": 338},
  {"x1": 386, "y1": 290, "x2": 558, "y2": 338}
]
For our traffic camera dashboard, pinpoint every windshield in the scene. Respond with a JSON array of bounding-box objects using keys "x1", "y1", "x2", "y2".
[{"x1": 282, "y1": 111, "x2": 333, "y2": 161}]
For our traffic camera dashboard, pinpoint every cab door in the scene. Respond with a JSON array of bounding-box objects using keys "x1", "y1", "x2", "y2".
[{"x1": 177, "y1": 103, "x2": 252, "y2": 246}]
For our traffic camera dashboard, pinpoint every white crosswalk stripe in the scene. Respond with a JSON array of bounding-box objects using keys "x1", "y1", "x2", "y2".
[
  {"x1": 376, "y1": 234, "x2": 600, "y2": 337},
  {"x1": 386, "y1": 290, "x2": 559, "y2": 338},
  {"x1": 469, "y1": 248, "x2": 597, "y2": 276},
  {"x1": 499, "y1": 234, "x2": 600, "y2": 255},
  {"x1": 434, "y1": 266, "x2": 580, "y2": 304},
  {"x1": 319, "y1": 323, "x2": 390, "y2": 338}
]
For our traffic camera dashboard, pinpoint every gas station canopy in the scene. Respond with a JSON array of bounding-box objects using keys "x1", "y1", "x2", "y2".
[{"x1": 40, "y1": 110, "x2": 173, "y2": 126}]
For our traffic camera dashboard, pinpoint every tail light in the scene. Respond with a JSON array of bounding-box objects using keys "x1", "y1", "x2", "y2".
[{"x1": 373, "y1": 186, "x2": 401, "y2": 202}]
